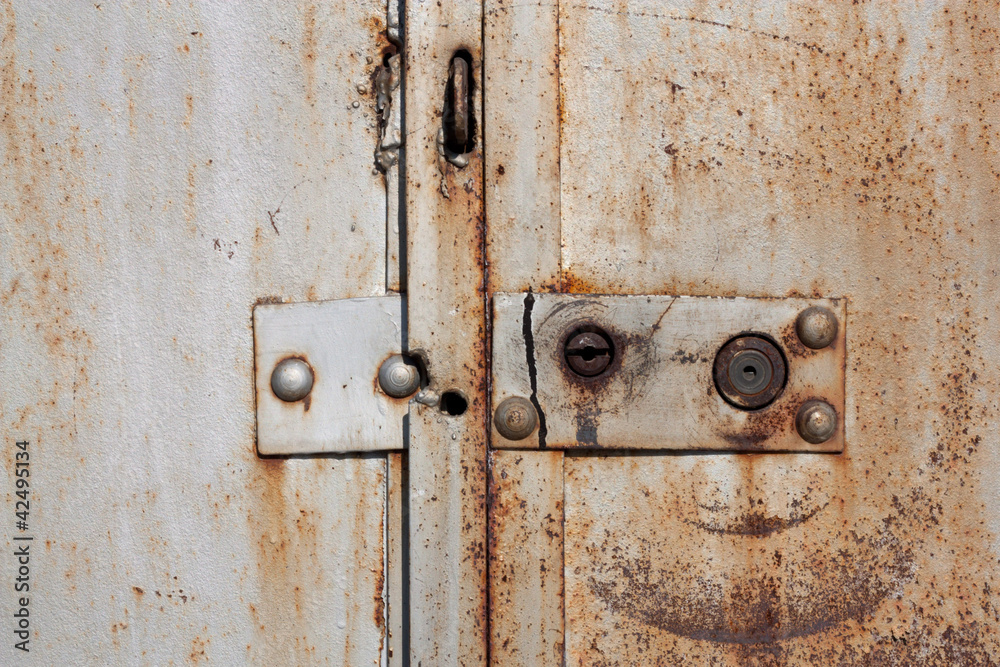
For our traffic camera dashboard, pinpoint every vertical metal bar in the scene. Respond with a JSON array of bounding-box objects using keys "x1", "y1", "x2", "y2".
[
  {"x1": 404, "y1": 1, "x2": 487, "y2": 664},
  {"x1": 484, "y1": 1, "x2": 564, "y2": 661},
  {"x1": 484, "y1": 0, "x2": 562, "y2": 293},
  {"x1": 488, "y1": 450, "x2": 565, "y2": 666}
]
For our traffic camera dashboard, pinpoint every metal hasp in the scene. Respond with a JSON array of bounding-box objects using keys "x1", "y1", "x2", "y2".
[
  {"x1": 492, "y1": 293, "x2": 846, "y2": 452},
  {"x1": 253, "y1": 295, "x2": 413, "y2": 455}
]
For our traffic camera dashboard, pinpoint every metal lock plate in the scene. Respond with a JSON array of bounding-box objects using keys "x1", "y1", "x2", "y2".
[
  {"x1": 492, "y1": 294, "x2": 846, "y2": 452},
  {"x1": 254, "y1": 296, "x2": 410, "y2": 455}
]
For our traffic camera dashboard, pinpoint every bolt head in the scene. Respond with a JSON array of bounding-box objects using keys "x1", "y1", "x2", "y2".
[
  {"x1": 796, "y1": 306, "x2": 838, "y2": 349},
  {"x1": 494, "y1": 396, "x2": 538, "y2": 441},
  {"x1": 796, "y1": 400, "x2": 838, "y2": 444},
  {"x1": 271, "y1": 358, "x2": 314, "y2": 402},
  {"x1": 378, "y1": 355, "x2": 421, "y2": 398}
]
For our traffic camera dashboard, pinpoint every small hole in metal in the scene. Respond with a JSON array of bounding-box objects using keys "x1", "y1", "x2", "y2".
[{"x1": 440, "y1": 391, "x2": 468, "y2": 416}]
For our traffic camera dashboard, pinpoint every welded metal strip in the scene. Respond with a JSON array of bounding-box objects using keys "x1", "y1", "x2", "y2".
[
  {"x1": 488, "y1": 450, "x2": 565, "y2": 666},
  {"x1": 484, "y1": 0, "x2": 562, "y2": 293},
  {"x1": 403, "y1": 0, "x2": 488, "y2": 663},
  {"x1": 254, "y1": 296, "x2": 409, "y2": 455},
  {"x1": 483, "y1": 5, "x2": 566, "y2": 661},
  {"x1": 492, "y1": 293, "x2": 846, "y2": 452}
]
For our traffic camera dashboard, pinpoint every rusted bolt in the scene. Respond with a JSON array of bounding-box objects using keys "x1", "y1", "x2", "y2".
[
  {"x1": 494, "y1": 396, "x2": 538, "y2": 441},
  {"x1": 564, "y1": 329, "x2": 614, "y2": 377},
  {"x1": 796, "y1": 400, "x2": 838, "y2": 444},
  {"x1": 714, "y1": 335, "x2": 787, "y2": 409},
  {"x1": 796, "y1": 306, "x2": 838, "y2": 349},
  {"x1": 271, "y1": 358, "x2": 314, "y2": 402},
  {"x1": 378, "y1": 354, "x2": 421, "y2": 398}
]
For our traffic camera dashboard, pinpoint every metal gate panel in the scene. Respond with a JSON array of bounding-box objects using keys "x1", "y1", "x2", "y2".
[
  {"x1": 488, "y1": 0, "x2": 1000, "y2": 663},
  {"x1": 0, "y1": 3, "x2": 391, "y2": 664}
]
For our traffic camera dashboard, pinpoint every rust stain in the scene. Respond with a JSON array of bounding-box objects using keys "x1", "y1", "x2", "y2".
[
  {"x1": 301, "y1": 3, "x2": 317, "y2": 107},
  {"x1": 503, "y1": 0, "x2": 1000, "y2": 662},
  {"x1": 714, "y1": 398, "x2": 798, "y2": 450},
  {"x1": 560, "y1": 270, "x2": 604, "y2": 294}
]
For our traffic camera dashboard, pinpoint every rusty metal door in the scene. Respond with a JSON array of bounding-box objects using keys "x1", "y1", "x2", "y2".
[
  {"x1": 4, "y1": 1, "x2": 1000, "y2": 665},
  {"x1": 1, "y1": 3, "x2": 397, "y2": 664},
  {"x1": 482, "y1": 1, "x2": 1000, "y2": 665}
]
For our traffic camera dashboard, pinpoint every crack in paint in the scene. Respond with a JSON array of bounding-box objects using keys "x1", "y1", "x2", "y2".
[{"x1": 522, "y1": 292, "x2": 547, "y2": 448}]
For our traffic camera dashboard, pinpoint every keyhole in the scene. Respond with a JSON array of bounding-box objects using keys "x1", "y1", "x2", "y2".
[
  {"x1": 742, "y1": 365, "x2": 757, "y2": 381},
  {"x1": 580, "y1": 346, "x2": 599, "y2": 361}
]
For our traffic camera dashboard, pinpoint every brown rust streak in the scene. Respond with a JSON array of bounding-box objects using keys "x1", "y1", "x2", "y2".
[
  {"x1": 403, "y1": 10, "x2": 488, "y2": 658},
  {"x1": 560, "y1": 270, "x2": 605, "y2": 295},
  {"x1": 250, "y1": 454, "x2": 386, "y2": 664},
  {"x1": 715, "y1": 398, "x2": 798, "y2": 450}
]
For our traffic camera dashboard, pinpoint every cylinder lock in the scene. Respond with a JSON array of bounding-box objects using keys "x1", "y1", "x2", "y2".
[{"x1": 713, "y1": 335, "x2": 787, "y2": 409}]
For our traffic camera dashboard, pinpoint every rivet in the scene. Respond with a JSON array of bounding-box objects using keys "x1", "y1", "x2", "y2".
[
  {"x1": 494, "y1": 396, "x2": 538, "y2": 441},
  {"x1": 378, "y1": 354, "x2": 421, "y2": 398},
  {"x1": 796, "y1": 400, "x2": 838, "y2": 444},
  {"x1": 796, "y1": 306, "x2": 838, "y2": 349},
  {"x1": 270, "y1": 358, "x2": 314, "y2": 402}
]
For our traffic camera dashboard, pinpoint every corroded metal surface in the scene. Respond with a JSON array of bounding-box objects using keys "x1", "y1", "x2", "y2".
[
  {"x1": 556, "y1": 1, "x2": 999, "y2": 664},
  {"x1": 492, "y1": 294, "x2": 846, "y2": 452},
  {"x1": 488, "y1": 450, "x2": 564, "y2": 666},
  {"x1": 565, "y1": 452, "x2": 997, "y2": 664},
  {"x1": 386, "y1": 452, "x2": 405, "y2": 667},
  {"x1": 489, "y1": 0, "x2": 1000, "y2": 663},
  {"x1": 0, "y1": 2, "x2": 390, "y2": 663},
  {"x1": 404, "y1": 0, "x2": 488, "y2": 663},
  {"x1": 253, "y1": 296, "x2": 409, "y2": 454},
  {"x1": 484, "y1": 0, "x2": 562, "y2": 293},
  {"x1": 483, "y1": 2, "x2": 565, "y2": 658}
]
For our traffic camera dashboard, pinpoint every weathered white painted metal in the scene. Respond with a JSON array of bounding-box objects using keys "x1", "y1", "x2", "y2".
[
  {"x1": 492, "y1": 294, "x2": 846, "y2": 452},
  {"x1": 484, "y1": 0, "x2": 562, "y2": 293},
  {"x1": 488, "y1": 450, "x2": 564, "y2": 666},
  {"x1": 404, "y1": 0, "x2": 488, "y2": 664},
  {"x1": 0, "y1": 2, "x2": 390, "y2": 664},
  {"x1": 4, "y1": 0, "x2": 998, "y2": 663},
  {"x1": 254, "y1": 296, "x2": 409, "y2": 454},
  {"x1": 488, "y1": 0, "x2": 1000, "y2": 663}
]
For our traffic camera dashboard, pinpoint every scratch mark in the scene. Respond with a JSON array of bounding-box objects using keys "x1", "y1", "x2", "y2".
[
  {"x1": 572, "y1": 5, "x2": 827, "y2": 54},
  {"x1": 266, "y1": 179, "x2": 308, "y2": 235},
  {"x1": 650, "y1": 298, "x2": 676, "y2": 334}
]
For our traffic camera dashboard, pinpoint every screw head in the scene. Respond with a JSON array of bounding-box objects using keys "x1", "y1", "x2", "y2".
[
  {"x1": 494, "y1": 396, "x2": 538, "y2": 441},
  {"x1": 271, "y1": 358, "x2": 314, "y2": 402},
  {"x1": 564, "y1": 330, "x2": 613, "y2": 377},
  {"x1": 796, "y1": 400, "x2": 838, "y2": 444},
  {"x1": 713, "y1": 335, "x2": 787, "y2": 410},
  {"x1": 378, "y1": 355, "x2": 421, "y2": 398},
  {"x1": 796, "y1": 306, "x2": 838, "y2": 349}
]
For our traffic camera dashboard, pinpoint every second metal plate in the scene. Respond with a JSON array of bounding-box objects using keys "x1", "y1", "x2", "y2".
[{"x1": 491, "y1": 294, "x2": 846, "y2": 452}]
